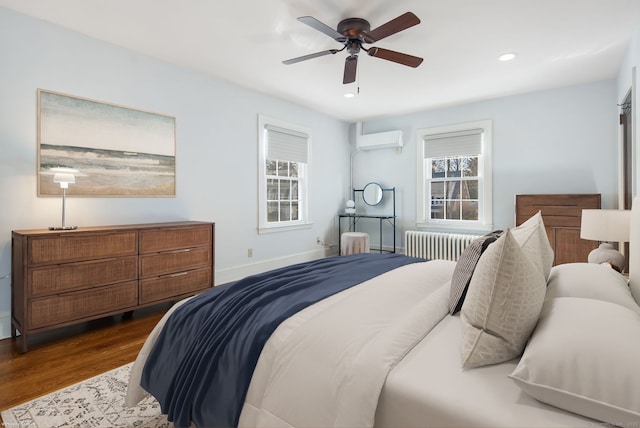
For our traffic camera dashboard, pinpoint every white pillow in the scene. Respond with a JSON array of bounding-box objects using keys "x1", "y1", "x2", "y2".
[
  {"x1": 546, "y1": 262, "x2": 640, "y2": 314},
  {"x1": 510, "y1": 298, "x2": 640, "y2": 427},
  {"x1": 511, "y1": 211, "x2": 554, "y2": 280},
  {"x1": 460, "y1": 229, "x2": 546, "y2": 368}
]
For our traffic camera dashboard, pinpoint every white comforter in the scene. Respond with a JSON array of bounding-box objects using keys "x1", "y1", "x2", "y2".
[{"x1": 126, "y1": 259, "x2": 456, "y2": 428}]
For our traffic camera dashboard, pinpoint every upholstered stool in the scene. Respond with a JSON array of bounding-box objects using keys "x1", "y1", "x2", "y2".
[{"x1": 341, "y1": 232, "x2": 370, "y2": 255}]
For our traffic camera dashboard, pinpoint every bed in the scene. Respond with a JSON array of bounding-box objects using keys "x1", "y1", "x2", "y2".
[{"x1": 126, "y1": 202, "x2": 640, "y2": 428}]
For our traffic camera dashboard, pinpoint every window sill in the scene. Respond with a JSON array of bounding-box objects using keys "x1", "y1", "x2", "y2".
[{"x1": 258, "y1": 222, "x2": 313, "y2": 234}]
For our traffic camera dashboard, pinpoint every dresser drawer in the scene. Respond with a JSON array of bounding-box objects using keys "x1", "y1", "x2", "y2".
[
  {"x1": 28, "y1": 256, "x2": 138, "y2": 297},
  {"x1": 28, "y1": 231, "x2": 138, "y2": 265},
  {"x1": 29, "y1": 280, "x2": 138, "y2": 329},
  {"x1": 139, "y1": 246, "x2": 212, "y2": 278},
  {"x1": 140, "y1": 225, "x2": 212, "y2": 254},
  {"x1": 140, "y1": 267, "x2": 212, "y2": 304}
]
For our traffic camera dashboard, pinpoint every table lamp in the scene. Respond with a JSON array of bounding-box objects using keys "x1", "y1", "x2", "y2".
[
  {"x1": 580, "y1": 209, "x2": 631, "y2": 272},
  {"x1": 49, "y1": 167, "x2": 78, "y2": 230}
]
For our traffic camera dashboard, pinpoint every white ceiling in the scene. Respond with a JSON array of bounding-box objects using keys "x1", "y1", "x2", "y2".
[{"x1": 2, "y1": 0, "x2": 640, "y2": 122}]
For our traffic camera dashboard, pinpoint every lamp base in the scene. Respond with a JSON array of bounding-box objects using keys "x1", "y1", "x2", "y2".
[
  {"x1": 588, "y1": 243, "x2": 625, "y2": 273},
  {"x1": 49, "y1": 226, "x2": 78, "y2": 230}
]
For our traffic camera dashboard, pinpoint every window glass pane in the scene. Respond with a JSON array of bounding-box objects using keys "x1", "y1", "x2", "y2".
[
  {"x1": 446, "y1": 181, "x2": 461, "y2": 199},
  {"x1": 446, "y1": 201, "x2": 460, "y2": 219},
  {"x1": 431, "y1": 181, "x2": 444, "y2": 199},
  {"x1": 280, "y1": 202, "x2": 291, "y2": 221},
  {"x1": 280, "y1": 179, "x2": 291, "y2": 200},
  {"x1": 291, "y1": 202, "x2": 299, "y2": 221},
  {"x1": 462, "y1": 201, "x2": 479, "y2": 220},
  {"x1": 266, "y1": 160, "x2": 277, "y2": 176},
  {"x1": 447, "y1": 159, "x2": 462, "y2": 177},
  {"x1": 267, "y1": 179, "x2": 278, "y2": 200},
  {"x1": 463, "y1": 156, "x2": 478, "y2": 177},
  {"x1": 432, "y1": 159, "x2": 446, "y2": 178},
  {"x1": 291, "y1": 180, "x2": 299, "y2": 199},
  {"x1": 430, "y1": 201, "x2": 444, "y2": 219},
  {"x1": 277, "y1": 161, "x2": 289, "y2": 177},
  {"x1": 463, "y1": 180, "x2": 479, "y2": 199},
  {"x1": 290, "y1": 162, "x2": 299, "y2": 178},
  {"x1": 267, "y1": 201, "x2": 279, "y2": 222}
]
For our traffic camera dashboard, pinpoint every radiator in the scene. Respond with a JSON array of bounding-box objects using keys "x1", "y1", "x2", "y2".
[{"x1": 405, "y1": 231, "x2": 479, "y2": 261}]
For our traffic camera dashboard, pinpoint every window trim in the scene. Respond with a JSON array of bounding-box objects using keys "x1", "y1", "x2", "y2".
[
  {"x1": 416, "y1": 120, "x2": 493, "y2": 232},
  {"x1": 258, "y1": 115, "x2": 312, "y2": 234}
]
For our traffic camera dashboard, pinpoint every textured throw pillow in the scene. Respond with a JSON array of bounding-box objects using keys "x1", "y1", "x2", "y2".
[
  {"x1": 546, "y1": 262, "x2": 640, "y2": 314},
  {"x1": 511, "y1": 211, "x2": 554, "y2": 280},
  {"x1": 448, "y1": 230, "x2": 503, "y2": 314},
  {"x1": 510, "y1": 298, "x2": 640, "y2": 426},
  {"x1": 460, "y1": 229, "x2": 546, "y2": 369}
]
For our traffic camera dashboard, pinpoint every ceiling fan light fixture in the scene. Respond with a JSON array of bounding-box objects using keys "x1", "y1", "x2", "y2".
[{"x1": 498, "y1": 52, "x2": 518, "y2": 62}]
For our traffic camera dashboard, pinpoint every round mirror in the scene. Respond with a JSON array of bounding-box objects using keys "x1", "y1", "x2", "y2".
[{"x1": 362, "y1": 182, "x2": 383, "y2": 206}]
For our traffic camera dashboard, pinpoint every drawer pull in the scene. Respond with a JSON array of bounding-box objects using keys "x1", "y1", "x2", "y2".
[{"x1": 168, "y1": 271, "x2": 189, "y2": 278}]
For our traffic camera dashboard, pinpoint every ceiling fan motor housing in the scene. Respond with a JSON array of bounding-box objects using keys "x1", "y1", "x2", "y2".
[
  {"x1": 337, "y1": 18, "x2": 371, "y2": 41},
  {"x1": 338, "y1": 18, "x2": 371, "y2": 56}
]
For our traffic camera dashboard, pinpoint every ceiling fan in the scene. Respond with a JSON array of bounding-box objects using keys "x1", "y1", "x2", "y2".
[{"x1": 283, "y1": 12, "x2": 424, "y2": 84}]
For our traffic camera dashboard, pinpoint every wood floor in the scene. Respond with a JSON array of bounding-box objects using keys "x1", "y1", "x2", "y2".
[{"x1": 0, "y1": 303, "x2": 171, "y2": 422}]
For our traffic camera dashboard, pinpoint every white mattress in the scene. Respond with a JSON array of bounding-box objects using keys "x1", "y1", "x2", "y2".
[{"x1": 375, "y1": 314, "x2": 595, "y2": 428}]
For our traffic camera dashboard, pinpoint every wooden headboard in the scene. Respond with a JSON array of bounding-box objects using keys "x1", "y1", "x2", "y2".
[{"x1": 515, "y1": 194, "x2": 601, "y2": 266}]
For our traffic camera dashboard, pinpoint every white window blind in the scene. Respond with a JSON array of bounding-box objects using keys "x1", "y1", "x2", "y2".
[
  {"x1": 424, "y1": 128, "x2": 483, "y2": 158},
  {"x1": 266, "y1": 125, "x2": 309, "y2": 163}
]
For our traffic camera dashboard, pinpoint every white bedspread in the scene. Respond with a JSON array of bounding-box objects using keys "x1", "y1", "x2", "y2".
[
  {"x1": 126, "y1": 259, "x2": 456, "y2": 428},
  {"x1": 239, "y1": 260, "x2": 455, "y2": 428}
]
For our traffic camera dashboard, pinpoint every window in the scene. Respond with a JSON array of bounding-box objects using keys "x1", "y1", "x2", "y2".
[
  {"x1": 416, "y1": 120, "x2": 492, "y2": 231},
  {"x1": 258, "y1": 115, "x2": 311, "y2": 233}
]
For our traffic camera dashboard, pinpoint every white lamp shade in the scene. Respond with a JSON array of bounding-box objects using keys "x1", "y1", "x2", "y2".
[
  {"x1": 53, "y1": 172, "x2": 76, "y2": 185},
  {"x1": 580, "y1": 209, "x2": 631, "y2": 242}
]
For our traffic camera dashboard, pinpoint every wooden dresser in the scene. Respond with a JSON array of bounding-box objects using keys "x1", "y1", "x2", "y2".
[
  {"x1": 515, "y1": 194, "x2": 600, "y2": 266},
  {"x1": 11, "y1": 221, "x2": 214, "y2": 352}
]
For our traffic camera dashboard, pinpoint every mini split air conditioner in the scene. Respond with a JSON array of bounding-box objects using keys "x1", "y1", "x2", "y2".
[{"x1": 355, "y1": 123, "x2": 403, "y2": 151}]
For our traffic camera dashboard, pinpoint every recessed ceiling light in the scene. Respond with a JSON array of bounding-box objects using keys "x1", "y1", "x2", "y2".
[
  {"x1": 344, "y1": 92, "x2": 356, "y2": 98},
  {"x1": 498, "y1": 52, "x2": 517, "y2": 62}
]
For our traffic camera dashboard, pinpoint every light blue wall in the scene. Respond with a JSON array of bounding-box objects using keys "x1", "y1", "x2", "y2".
[
  {"x1": 0, "y1": 7, "x2": 352, "y2": 338},
  {"x1": 353, "y1": 80, "x2": 619, "y2": 246}
]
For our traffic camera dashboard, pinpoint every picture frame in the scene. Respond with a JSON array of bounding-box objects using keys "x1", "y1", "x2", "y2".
[{"x1": 38, "y1": 89, "x2": 176, "y2": 197}]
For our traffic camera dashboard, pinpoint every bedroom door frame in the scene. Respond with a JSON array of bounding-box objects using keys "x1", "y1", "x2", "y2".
[{"x1": 619, "y1": 66, "x2": 636, "y2": 272}]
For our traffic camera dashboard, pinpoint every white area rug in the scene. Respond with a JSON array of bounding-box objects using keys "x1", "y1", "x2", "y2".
[{"x1": 1, "y1": 363, "x2": 171, "y2": 427}]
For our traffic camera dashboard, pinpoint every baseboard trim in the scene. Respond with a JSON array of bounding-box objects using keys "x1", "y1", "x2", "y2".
[
  {"x1": 215, "y1": 248, "x2": 335, "y2": 285},
  {"x1": 0, "y1": 311, "x2": 12, "y2": 341}
]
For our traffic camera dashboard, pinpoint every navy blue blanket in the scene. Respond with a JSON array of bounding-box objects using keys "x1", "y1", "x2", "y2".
[{"x1": 141, "y1": 253, "x2": 423, "y2": 428}]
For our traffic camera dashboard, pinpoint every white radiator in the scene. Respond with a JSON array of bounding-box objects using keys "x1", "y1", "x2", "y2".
[{"x1": 405, "y1": 231, "x2": 479, "y2": 261}]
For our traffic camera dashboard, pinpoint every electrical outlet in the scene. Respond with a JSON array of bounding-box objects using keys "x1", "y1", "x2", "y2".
[{"x1": 247, "y1": 248, "x2": 253, "y2": 257}]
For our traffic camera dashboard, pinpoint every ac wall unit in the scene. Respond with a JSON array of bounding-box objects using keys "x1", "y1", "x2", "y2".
[{"x1": 356, "y1": 129, "x2": 403, "y2": 151}]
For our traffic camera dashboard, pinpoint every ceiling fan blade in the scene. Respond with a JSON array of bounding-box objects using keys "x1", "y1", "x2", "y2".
[
  {"x1": 343, "y1": 55, "x2": 358, "y2": 84},
  {"x1": 368, "y1": 47, "x2": 423, "y2": 68},
  {"x1": 283, "y1": 49, "x2": 339, "y2": 65},
  {"x1": 364, "y1": 12, "x2": 420, "y2": 43},
  {"x1": 298, "y1": 16, "x2": 347, "y2": 42}
]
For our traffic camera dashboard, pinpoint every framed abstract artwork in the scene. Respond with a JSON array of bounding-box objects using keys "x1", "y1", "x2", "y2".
[{"x1": 38, "y1": 89, "x2": 176, "y2": 197}]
